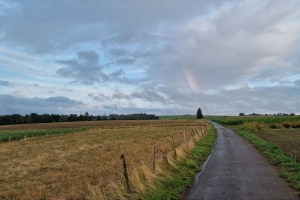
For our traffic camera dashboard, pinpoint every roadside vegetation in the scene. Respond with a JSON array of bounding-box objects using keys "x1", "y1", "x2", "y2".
[
  {"x1": 0, "y1": 120, "x2": 213, "y2": 200},
  {"x1": 141, "y1": 124, "x2": 216, "y2": 200},
  {"x1": 210, "y1": 116, "x2": 300, "y2": 193}
]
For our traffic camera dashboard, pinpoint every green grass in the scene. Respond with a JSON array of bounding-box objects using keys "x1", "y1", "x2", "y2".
[
  {"x1": 0, "y1": 127, "x2": 90, "y2": 142},
  {"x1": 159, "y1": 115, "x2": 197, "y2": 120},
  {"x1": 209, "y1": 115, "x2": 300, "y2": 126},
  {"x1": 233, "y1": 128, "x2": 300, "y2": 192},
  {"x1": 140, "y1": 124, "x2": 217, "y2": 200}
]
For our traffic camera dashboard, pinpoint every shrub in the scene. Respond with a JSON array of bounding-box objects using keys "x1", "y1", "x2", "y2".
[
  {"x1": 241, "y1": 122, "x2": 269, "y2": 132},
  {"x1": 270, "y1": 123, "x2": 284, "y2": 129}
]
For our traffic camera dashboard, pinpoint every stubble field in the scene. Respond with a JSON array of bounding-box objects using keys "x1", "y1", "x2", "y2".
[{"x1": 0, "y1": 120, "x2": 207, "y2": 199}]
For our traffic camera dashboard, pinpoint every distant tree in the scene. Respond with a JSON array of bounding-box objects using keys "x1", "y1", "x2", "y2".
[
  {"x1": 68, "y1": 114, "x2": 79, "y2": 122},
  {"x1": 102, "y1": 116, "x2": 108, "y2": 120},
  {"x1": 110, "y1": 116, "x2": 117, "y2": 120},
  {"x1": 50, "y1": 114, "x2": 60, "y2": 122},
  {"x1": 84, "y1": 112, "x2": 89, "y2": 121},
  {"x1": 290, "y1": 113, "x2": 296, "y2": 116},
  {"x1": 40, "y1": 114, "x2": 51, "y2": 123},
  {"x1": 0, "y1": 112, "x2": 159, "y2": 126},
  {"x1": 30, "y1": 113, "x2": 40, "y2": 123},
  {"x1": 59, "y1": 115, "x2": 68, "y2": 122},
  {"x1": 196, "y1": 108, "x2": 203, "y2": 119},
  {"x1": 24, "y1": 114, "x2": 32, "y2": 123},
  {"x1": 239, "y1": 113, "x2": 245, "y2": 116}
]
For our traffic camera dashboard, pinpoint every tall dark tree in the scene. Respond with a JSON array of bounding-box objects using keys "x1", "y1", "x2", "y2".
[
  {"x1": 84, "y1": 112, "x2": 89, "y2": 121},
  {"x1": 196, "y1": 108, "x2": 203, "y2": 119}
]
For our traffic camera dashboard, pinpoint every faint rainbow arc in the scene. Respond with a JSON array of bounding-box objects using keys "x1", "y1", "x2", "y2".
[{"x1": 183, "y1": 69, "x2": 200, "y2": 92}]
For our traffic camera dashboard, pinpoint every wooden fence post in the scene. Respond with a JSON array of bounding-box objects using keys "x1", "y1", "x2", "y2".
[
  {"x1": 191, "y1": 130, "x2": 196, "y2": 143},
  {"x1": 170, "y1": 136, "x2": 177, "y2": 159},
  {"x1": 24, "y1": 136, "x2": 26, "y2": 141},
  {"x1": 193, "y1": 129, "x2": 200, "y2": 137},
  {"x1": 152, "y1": 145, "x2": 156, "y2": 171},
  {"x1": 183, "y1": 131, "x2": 188, "y2": 148},
  {"x1": 120, "y1": 154, "x2": 131, "y2": 193},
  {"x1": 196, "y1": 128, "x2": 201, "y2": 137}
]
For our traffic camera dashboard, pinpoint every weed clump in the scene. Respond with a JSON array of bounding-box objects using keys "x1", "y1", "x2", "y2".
[
  {"x1": 241, "y1": 122, "x2": 269, "y2": 132},
  {"x1": 270, "y1": 123, "x2": 284, "y2": 129}
]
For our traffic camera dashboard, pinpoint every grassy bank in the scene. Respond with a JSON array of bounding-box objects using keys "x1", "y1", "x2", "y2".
[{"x1": 140, "y1": 124, "x2": 217, "y2": 200}]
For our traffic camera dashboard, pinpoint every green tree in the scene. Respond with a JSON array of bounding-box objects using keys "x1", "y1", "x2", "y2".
[
  {"x1": 84, "y1": 112, "x2": 89, "y2": 121},
  {"x1": 30, "y1": 113, "x2": 39, "y2": 123},
  {"x1": 196, "y1": 108, "x2": 203, "y2": 119}
]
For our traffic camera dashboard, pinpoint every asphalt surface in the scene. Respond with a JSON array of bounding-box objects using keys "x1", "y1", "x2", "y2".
[{"x1": 182, "y1": 122, "x2": 299, "y2": 200}]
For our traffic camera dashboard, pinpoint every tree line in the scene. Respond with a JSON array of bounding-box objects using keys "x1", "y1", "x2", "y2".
[
  {"x1": 0, "y1": 112, "x2": 159, "y2": 126},
  {"x1": 239, "y1": 113, "x2": 297, "y2": 116}
]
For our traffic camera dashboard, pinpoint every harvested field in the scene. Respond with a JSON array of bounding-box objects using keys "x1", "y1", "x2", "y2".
[
  {"x1": 0, "y1": 120, "x2": 207, "y2": 199},
  {"x1": 0, "y1": 120, "x2": 199, "y2": 131},
  {"x1": 255, "y1": 129, "x2": 300, "y2": 161}
]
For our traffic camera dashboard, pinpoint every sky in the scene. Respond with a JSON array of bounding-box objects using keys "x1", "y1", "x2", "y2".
[{"x1": 0, "y1": 0, "x2": 300, "y2": 116}]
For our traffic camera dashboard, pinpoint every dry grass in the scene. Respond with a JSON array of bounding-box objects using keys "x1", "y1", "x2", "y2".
[{"x1": 0, "y1": 120, "x2": 207, "y2": 199}]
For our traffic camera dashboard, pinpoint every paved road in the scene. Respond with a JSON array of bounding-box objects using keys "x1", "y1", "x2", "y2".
[{"x1": 182, "y1": 122, "x2": 299, "y2": 200}]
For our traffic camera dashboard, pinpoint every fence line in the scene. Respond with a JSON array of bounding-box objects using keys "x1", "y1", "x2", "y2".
[{"x1": 119, "y1": 123, "x2": 210, "y2": 194}]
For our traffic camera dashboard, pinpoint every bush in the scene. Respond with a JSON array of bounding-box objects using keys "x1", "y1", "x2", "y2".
[
  {"x1": 270, "y1": 123, "x2": 284, "y2": 129},
  {"x1": 241, "y1": 122, "x2": 269, "y2": 132}
]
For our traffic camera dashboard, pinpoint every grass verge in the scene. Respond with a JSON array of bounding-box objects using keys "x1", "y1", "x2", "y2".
[
  {"x1": 140, "y1": 124, "x2": 217, "y2": 200},
  {"x1": 234, "y1": 128, "x2": 300, "y2": 192}
]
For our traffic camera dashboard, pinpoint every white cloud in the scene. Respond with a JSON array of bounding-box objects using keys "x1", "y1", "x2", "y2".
[{"x1": 0, "y1": 0, "x2": 299, "y2": 115}]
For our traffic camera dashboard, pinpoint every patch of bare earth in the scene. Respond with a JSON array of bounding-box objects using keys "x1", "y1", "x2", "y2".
[{"x1": 255, "y1": 129, "x2": 300, "y2": 161}]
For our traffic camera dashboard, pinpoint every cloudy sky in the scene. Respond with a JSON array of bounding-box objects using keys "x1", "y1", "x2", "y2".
[{"x1": 0, "y1": 0, "x2": 300, "y2": 116}]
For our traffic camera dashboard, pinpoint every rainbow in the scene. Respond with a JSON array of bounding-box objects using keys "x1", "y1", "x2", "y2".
[{"x1": 183, "y1": 69, "x2": 199, "y2": 92}]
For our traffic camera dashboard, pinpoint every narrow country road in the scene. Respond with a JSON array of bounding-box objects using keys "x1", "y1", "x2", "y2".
[{"x1": 182, "y1": 122, "x2": 299, "y2": 200}]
